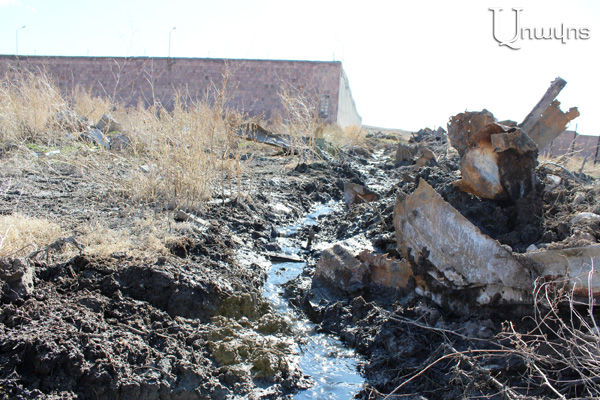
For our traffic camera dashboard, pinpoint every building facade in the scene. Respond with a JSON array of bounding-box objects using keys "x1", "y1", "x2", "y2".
[{"x1": 0, "y1": 55, "x2": 361, "y2": 127}]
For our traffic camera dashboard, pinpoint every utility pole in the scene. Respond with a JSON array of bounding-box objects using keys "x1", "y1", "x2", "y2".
[
  {"x1": 168, "y1": 27, "x2": 176, "y2": 58},
  {"x1": 16, "y1": 25, "x2": 26, "y2": 56}
]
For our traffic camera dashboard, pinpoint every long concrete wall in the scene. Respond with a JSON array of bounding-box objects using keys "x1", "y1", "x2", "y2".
[{"x1": 0, "y1": 55, "x2": 362, "y2": 127}]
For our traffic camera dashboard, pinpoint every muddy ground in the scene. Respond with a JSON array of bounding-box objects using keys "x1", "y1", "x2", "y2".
[{"x1": 1, "y1": 130, "x2": 600, "y2": 399}]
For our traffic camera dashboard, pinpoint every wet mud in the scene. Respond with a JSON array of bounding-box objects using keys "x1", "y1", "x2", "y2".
[{"x1": 1, "y1": 130, "x2": 600, "y2": 399}]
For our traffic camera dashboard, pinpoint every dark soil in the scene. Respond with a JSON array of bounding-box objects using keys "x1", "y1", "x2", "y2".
[{"x1": 1, "y1": 131, "x2": 599, "y2": 399}]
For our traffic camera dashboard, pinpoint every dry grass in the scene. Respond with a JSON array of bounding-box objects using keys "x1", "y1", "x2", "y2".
[
  {"x1": 0, "y1": 67, "x2": 364, "y2": 259},
  {"x1": 0, "y1": 213, "x2": 64, "y2": 257},
  {"x1": 500, "y1": 278, "x2": 600, "y2": 399},
  {"x1": 540, "y1": 146, "x2": 600, "y2": 179},
  {"x1": 0, "y1": 68, "x2": 68, "y2": 147}
]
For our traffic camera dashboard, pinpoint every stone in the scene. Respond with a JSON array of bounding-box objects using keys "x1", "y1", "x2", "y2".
[
  {"x1": 573, "y1": 193, "x2": 585, "y2": 206},
  {"x1": 545, "y1": 175, "x2": 562, "y2": 191},
  {"x1": 95, "y1": 114, "x2": 123, "y2": 134},
  {"x1": 313, "y1": 244, "x2": 369, "y2": 295},
  {"x1": 0, "y1": 258, "x2": 35, "y2": 301},
  {"x1": 343, "y1": 182, "x2": 378, "y2": 208},
  {"x1": 51, "y1": 110, "x2": 88, "y2": 133},
  {"x1": 570, "y1": 212, "x2": 600, "y2": 226},
  {"x1": 108, "y1": 134, "x2": 131, "y2": 151},
  {"x1": 415, "y1": 146, "x2": 437, "y2": 167},
  {"x1": 395, "y1": 143, "x2": 417, "y2": 164}
]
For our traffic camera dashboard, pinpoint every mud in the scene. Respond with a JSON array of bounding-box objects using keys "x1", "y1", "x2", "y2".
[{"x1": 1, "y1": 127, "x2": 599, "y2": 399}]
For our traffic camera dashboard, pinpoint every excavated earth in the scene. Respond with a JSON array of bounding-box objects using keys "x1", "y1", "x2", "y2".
[{"x1": 1, "y1": 130, "x2": 600, "y2": 399}]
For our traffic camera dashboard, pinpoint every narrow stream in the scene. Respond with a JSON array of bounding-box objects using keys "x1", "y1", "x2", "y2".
[{"x1": 263, "y1": 202, "x2": 365, "y2": 399}]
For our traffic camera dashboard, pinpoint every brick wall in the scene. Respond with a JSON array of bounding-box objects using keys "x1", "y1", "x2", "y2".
[
  {"x1": 0, "y1": 55, "x2": 361, "y2": 127},
  {"x1": 542, "y1": 130, "x2": 600, "y2": 162}
]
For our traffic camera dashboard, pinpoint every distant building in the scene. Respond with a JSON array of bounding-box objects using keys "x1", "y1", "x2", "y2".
[{"x1": 0, "y1": 55, "x2": 361, "y2": 127}]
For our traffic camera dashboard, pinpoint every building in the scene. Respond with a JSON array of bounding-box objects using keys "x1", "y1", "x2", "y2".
[{"x1": 0, "y1": 55, "x2": 361, "y2": 127}]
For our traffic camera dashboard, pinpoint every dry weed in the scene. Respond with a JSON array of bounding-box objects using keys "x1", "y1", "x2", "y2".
[
  {"x1": 0, "y1": 213, "x2": 64, "y2": 257},
  {"x1": 0, "y1": 68, "x2": 69, "y2": 147}
]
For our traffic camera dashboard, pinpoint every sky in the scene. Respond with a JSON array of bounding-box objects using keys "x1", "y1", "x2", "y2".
[{"x1": 1, "y1": 0, "x2": 598, "y2": 135}]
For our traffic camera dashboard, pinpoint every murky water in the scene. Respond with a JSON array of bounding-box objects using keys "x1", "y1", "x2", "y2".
[{"x1": 263, "y1": 202, "x2": 365, "y2": 399}]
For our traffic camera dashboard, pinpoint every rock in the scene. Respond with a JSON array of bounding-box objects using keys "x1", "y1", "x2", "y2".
[
  {"x1": 50, "y1": 110, "x2": 88, "y2": 133},
  {"x1": 343, "y1": 182, "x2": 378, "y2": 208},
  {"x1": 0, "y1": 258, "x2": 34, "y2": 301},
  {"x1": 395, "y1": 143, "x2": 417, "y2": 164},
  {"x1": 573, "y1": 193, "x2": 586, "y2": 206},
  {"x1": 570, "y1": 212, "x2": 600, "y2": 226},
  {"x1": 526, "y1": 244, "x2": 538, "y2": 252},
  {"x1": 545, "y1": 175, "x2": 562, "y2": 190},
  {"x1": 95, "y1": 114, "x2": 123, "y2": 134},
  {"x1": 313, "y1": 244, "x2": 369, "y2": 295},
  {"x1": 108, "y1": 134, "x2": 131, "y2": 151},
  {"x1": 415, "y1": 146, "x2": 437, "y2": 167}
]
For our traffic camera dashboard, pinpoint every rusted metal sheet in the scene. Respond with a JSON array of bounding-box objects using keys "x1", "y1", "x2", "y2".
[
  {"x1": 524, "y1": 245, "x2": 600, "y2": 301},
  {"x1": 394, "y1": 179, "x2": 534, "y2": 306},
  {"x1": 447, "y1": 109, "x2": 496, "y2": 157},
  {"x1": 356, "y1": 250, "x2": 415, "y2": 291},
  {"x1": 524, "y1": 100, "x2": 580, "y2": 151},
  {"x1": 519, "y1": 77, "x2": 580, "y2": 151},
  {"x1": 454, "y1": 123, "x2": 539, "y2": 200}
]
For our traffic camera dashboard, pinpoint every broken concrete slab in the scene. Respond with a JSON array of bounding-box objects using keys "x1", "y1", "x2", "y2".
[
  {"x1": 454, "y1": 123, "x2": 540, "y2": 201},
  {"x1": 394, "y1": 179, "x2": 534, "y2": 307},
  {"x1": 524, "y1": 245, "x2": 600, "y2": 302},
  {"x1": 447, "y1": 109, "x2": 496, "y2": 157},
  {"x1": 343, "y1": 182, "x2": 378, "y2": 208}
]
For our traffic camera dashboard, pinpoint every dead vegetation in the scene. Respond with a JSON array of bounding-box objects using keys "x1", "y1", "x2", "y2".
[{"x1": 2, "y1": 67, "x2": 600, "y2": 400}]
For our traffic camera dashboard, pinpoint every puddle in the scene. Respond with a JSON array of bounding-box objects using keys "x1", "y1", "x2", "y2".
[{"x1": 263, "y1": 201, "x2": 365, "y2": 399}]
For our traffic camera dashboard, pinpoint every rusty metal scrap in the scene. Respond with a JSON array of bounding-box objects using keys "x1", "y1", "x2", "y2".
[
  {"x1": 454, "y1": 123, "x2": 540, "y2": 200},
  {"x1": 524, "y1": 245, "x2": 600, "y2": 302},
  {"x1": 519, "y1": 77, "x2": 579, "y2": 151},
  {"x1": 524, "y1": 100, "x2": 580, "y2": 151},
  {"x1": 394, "y1": 179, "x2": 534, "y2": 306},
  {"x1": 447, "y1": 109, "x2": 496, "y2": 157}
]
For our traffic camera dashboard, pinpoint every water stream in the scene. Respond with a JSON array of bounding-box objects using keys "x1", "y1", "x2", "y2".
[{"x1": 263, "y1": 202, "x2": 365, "y2": 399}]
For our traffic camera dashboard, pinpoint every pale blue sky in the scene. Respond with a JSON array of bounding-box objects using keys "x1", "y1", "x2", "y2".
[{"x1": 1, "y1": 0, "x2": 598, "y2": 134}]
